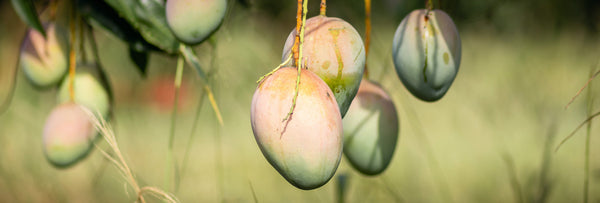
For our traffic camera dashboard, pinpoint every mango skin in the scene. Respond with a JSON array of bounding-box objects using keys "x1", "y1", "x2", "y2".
[
  {"x1": 43, "y1": 103, "x2": 95, "y2": 168},
  {"x1": 392, "y1": 9, "x2": 461, "y2": 101},
  {"x1": 342, "y1": 80, "x2": 399, "y2": 175},
  {"x1": 251, "y1": 67, "x2": 343, "y2": 190},
  {"x1": 19, "y1": 23, "x2": 69, "y2": 88},
  {"x1": 57, "y1": 71, "x2": 110, "y2": 118},
  {"x1": 282, "y1": 15, "x2": 366, "y2": 117},
  {"x1": 166, "y1": 0, "x2": 227, "y2": 45}
]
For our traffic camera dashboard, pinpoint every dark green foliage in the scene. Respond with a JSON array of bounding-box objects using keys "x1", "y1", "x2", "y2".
[{"x1": 11, "y1": 0, "x2": 45, "y2": 37}]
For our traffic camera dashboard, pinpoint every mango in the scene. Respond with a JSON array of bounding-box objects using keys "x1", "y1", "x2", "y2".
[
  {"x1": 251, "y1": 67, "x2": 343, "y2": 190},
  {"x1": 166, "y1": 0, "x2": 227, "y2": 45},
  {"x1": 43, "y1": 103, "x2": 95, "y2": 167},
  {"x1": 19, "y1": 23, "x2": 69, "y2": 88},
  {"x1": 342, "y1": 79, "x2": 399, "y2": 175},
  {"x1": 282, "y1": 15, "x2": 366, "y2": 117},
  {"x1": 392, "y1": 9, "x2": 461, "y2": 101}
]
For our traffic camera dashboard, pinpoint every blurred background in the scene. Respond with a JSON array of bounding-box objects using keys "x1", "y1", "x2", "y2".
[{"x1": 1, "y1": 0, "x2": 600, "y2": 202}]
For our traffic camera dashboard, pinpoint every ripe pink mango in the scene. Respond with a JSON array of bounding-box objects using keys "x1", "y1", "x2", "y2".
[
  {"x1": 282, "y1": 15, "x2": 366, "y2": 117},
  {"x1": 43, "y1": 103, "x2": 96, "y2": 168},
  {"x1": 19, "y1": 23, "x2": 69, "y2": 88},
  {"x1": 342, "y1": 79, "x2": 399, "y2": 175},
  {"x1": 251, "y1": 67, "x2": 342, "y2": 190}
]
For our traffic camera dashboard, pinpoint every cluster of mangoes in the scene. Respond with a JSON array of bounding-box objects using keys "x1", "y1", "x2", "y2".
[
  {"x1": 18, "y1": 0, "x2": 229, "y2": 168},
  {"x1": 18, "y1": 22, "x2": 110, "y2": 168},
  {"x1": 250, "y1": 6, "x2": 461, "y2": 190}
]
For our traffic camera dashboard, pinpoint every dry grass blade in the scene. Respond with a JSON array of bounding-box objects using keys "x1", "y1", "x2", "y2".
[
  {"x1": 248, "y1": 180, "x2": 259, "y2": 203},
  {"x1": 565, "y1": 62, "x2": 600, "y2": 109},
  {"x1": 379, "y1": 176, "x2": 405, "y2": 203},
  {"x1": 555, "y1": 111, "x2": 600, "y2": 152},
  {"x1": 81, "y1": 108, "x2": 178, "y2": 203},
  {"x1": 501, "y1": 152, "x2": 524, "y2": 203},
  {"x1": 0, "y1": 59, "x2": 19, "y2": 115},
  {"x1": 139, "y1": 187, "x2": 180, "y2": 203}
]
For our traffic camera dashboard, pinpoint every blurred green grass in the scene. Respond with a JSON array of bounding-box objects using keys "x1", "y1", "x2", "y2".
[{"x1": 1, "y1": 1, "x2": 600, "y2": 203}]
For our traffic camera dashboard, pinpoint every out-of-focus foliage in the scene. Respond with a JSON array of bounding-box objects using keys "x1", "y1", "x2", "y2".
[{"x1": 243, "y1": 0, "x2": 600, "y2": 35}]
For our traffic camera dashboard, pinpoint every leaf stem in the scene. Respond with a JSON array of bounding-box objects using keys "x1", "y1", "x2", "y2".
[
  {"x1": 364, "y1": 0, "x2": 371, "y2": 79},
  {"x1": 320, "y1": 0, "x2": 326, "y2": 16},
  {"x1": 283, "y1": 0, "x2": 308, "y2": 123},
  {"x1": 292, "y1": 0, "x2": 302, "y2": 68},
  {"x1": 426, "y1": 0, "x2": 434, "y2": 10},
  {"x1": 68, "y1": 6, "x2": 78, "y2": 102},
  {"x1": 256, "y1": 54, "x2": 292, "y2": 84}
]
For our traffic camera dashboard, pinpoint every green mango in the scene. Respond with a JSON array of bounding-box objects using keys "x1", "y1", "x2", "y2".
[
  {"x1": 166, "y1": 0, "x2": 227, "y2": 45},
  {"x1": 392, "y1": 9, "x2": 461, "y2": 101},
  {"x1": 343, "y1": 79, "x2": 399, "y2": 175}
]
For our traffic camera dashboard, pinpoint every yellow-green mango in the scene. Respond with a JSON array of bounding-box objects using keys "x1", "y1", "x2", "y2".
[
  {"x1": 57, "y1": 70, "x2": 110, "y2": 118},
  {"x1": 166, "y1": 0, "x2": 227, "y2": 45},
  {"x1": 282, "y1": 15, "x2": 366, "y2": 117}
]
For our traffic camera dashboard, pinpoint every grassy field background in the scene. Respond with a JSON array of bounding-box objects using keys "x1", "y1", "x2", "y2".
[{"x1": 1, "y1": 1, "x2": 600, "y2": 202}]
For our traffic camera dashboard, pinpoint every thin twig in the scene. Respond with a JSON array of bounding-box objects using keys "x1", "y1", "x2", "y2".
[{"x1": 256, "y1": 54, "x2": 292, "y2": 84}]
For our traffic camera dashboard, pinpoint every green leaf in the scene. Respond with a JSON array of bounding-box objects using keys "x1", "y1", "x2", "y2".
[
  {"x1": 11, "y1": 0, "x2": 45, "y2": 37},
  {"x1": 77, "y1": 0, "x2": 160, "y2": 53},
  {"x1": 128, "y1": 46, "x2": 149, "y2": 77},
  {"x1": 104, "y1": 0, "x2": 179, "y2": 53}
]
